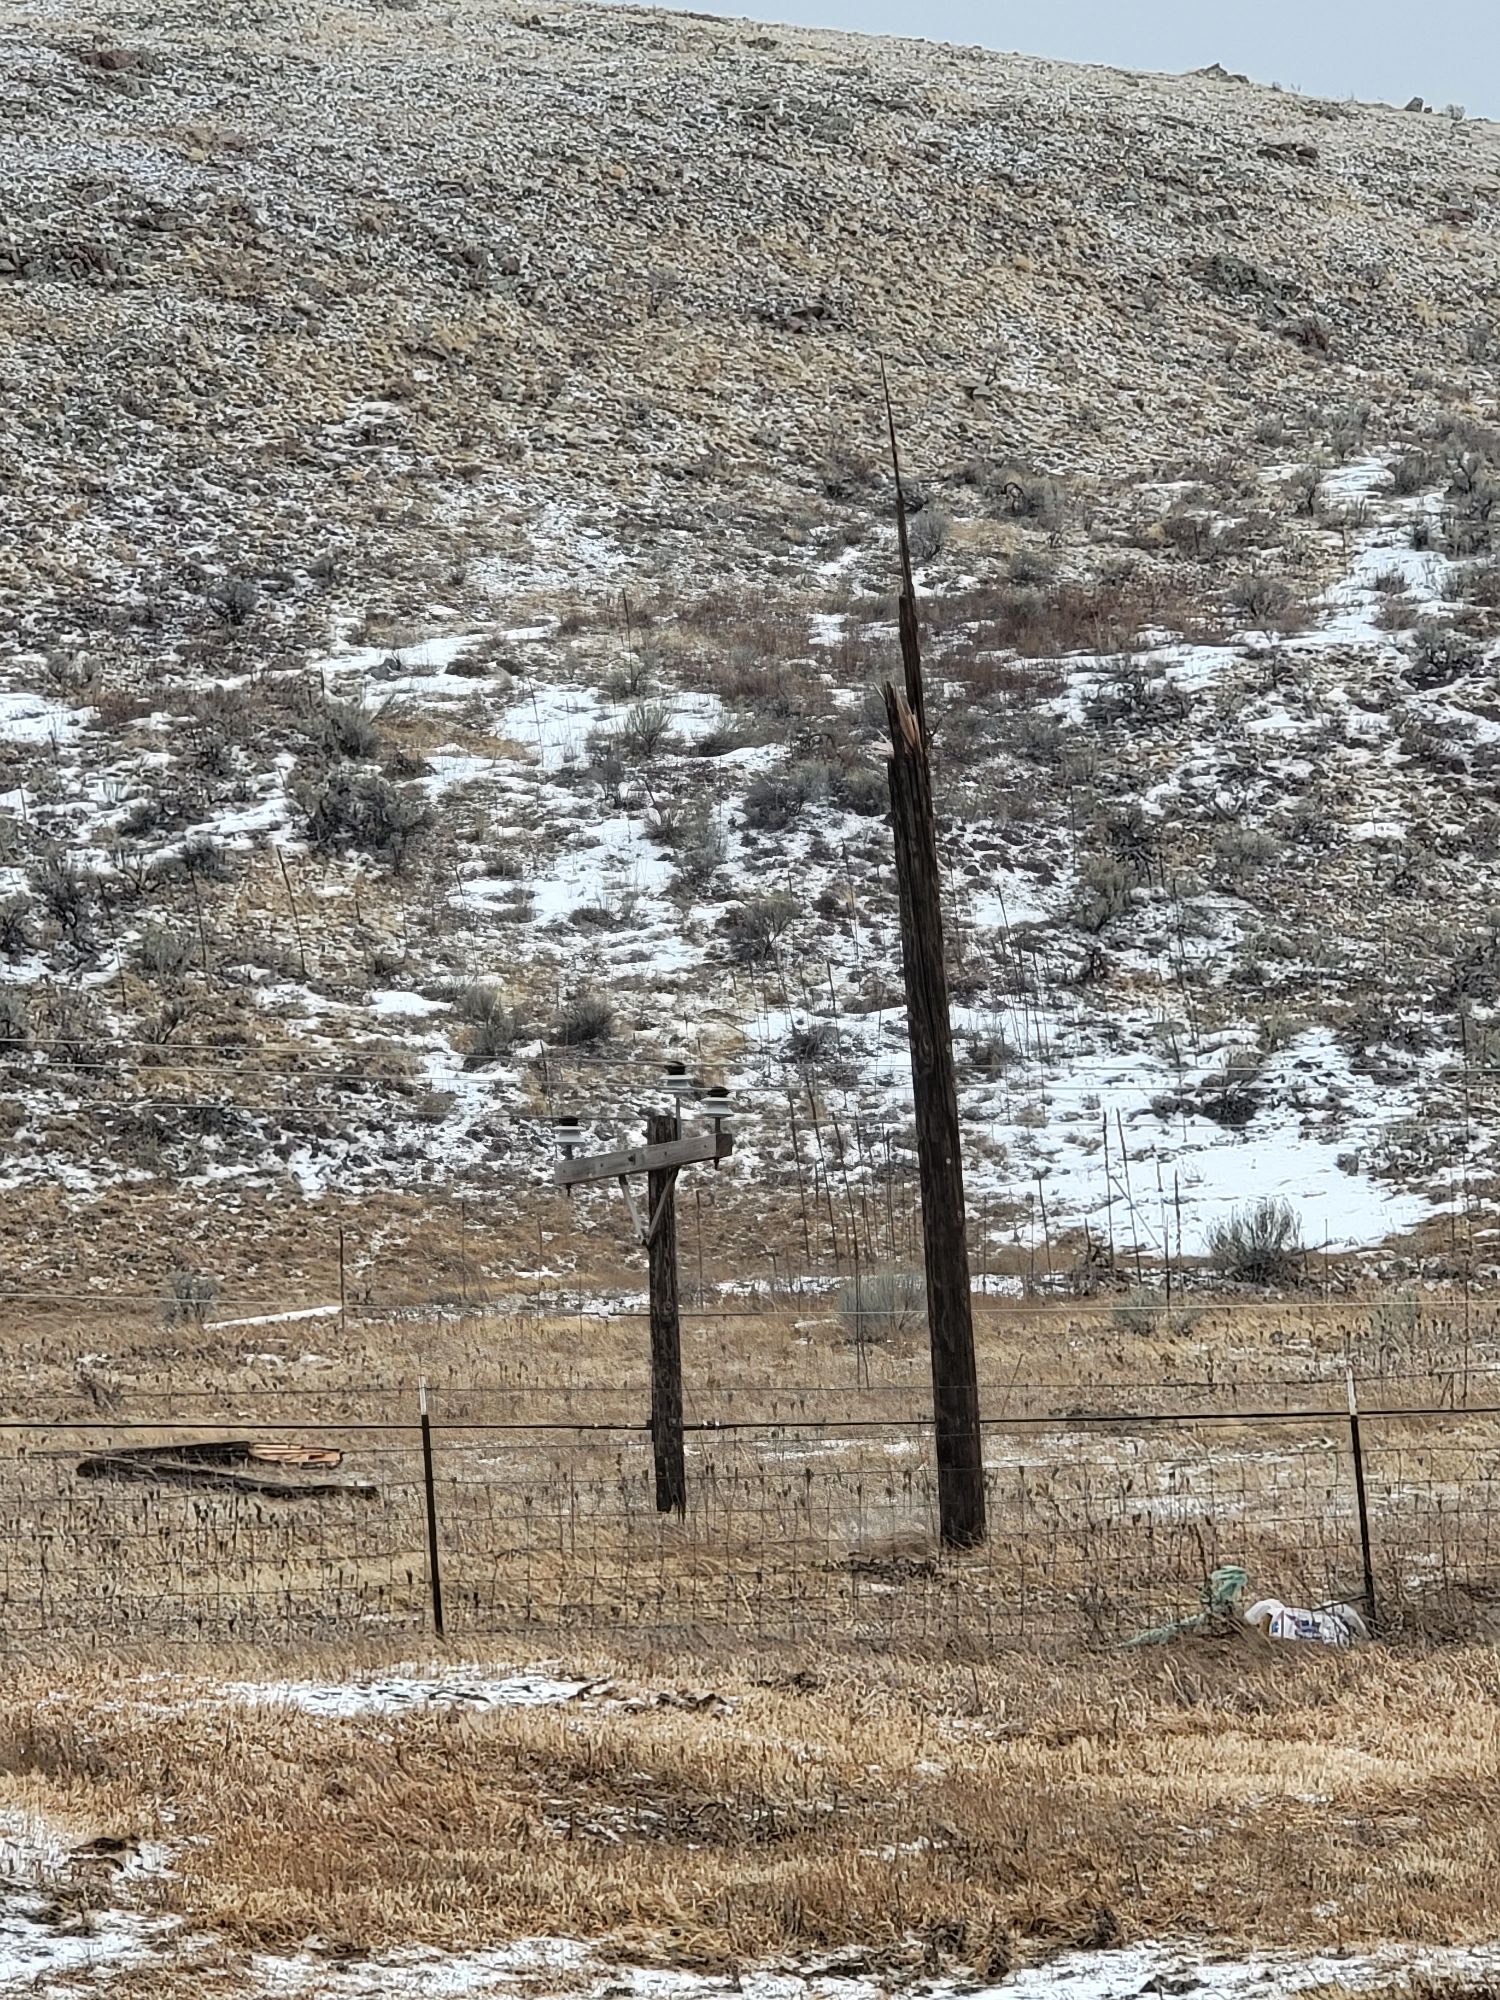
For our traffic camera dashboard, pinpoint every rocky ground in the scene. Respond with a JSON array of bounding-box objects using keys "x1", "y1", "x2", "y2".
[{"x1": 3, "y1": 0, "x2": 1500, "y2": 1291}]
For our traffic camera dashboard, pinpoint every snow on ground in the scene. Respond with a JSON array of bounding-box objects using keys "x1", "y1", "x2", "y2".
[
  {"x1": 0, "y1": 1807, "x2": 175, "y2": 1992},
  {"x1": 494, "y1": 679, "x2": 729, "y2": 774},
  {"x1": 244, "y1": 1935, "x2": 1500, "y2": 2000},
  {"x1": 401, "y1": 463, "x2": 1468, "y2": 1248},
  {"x1": 6, "y1": 1763, "x2": 1498, "y2": 1994},
  {"x1": 0, "y1": 689, "x2": 90, "y2": 746},
  {"x1": 475, "y1": 493, "x2": 636, "y2": 601},
  {"x1": 754, "y1": 989, "x2": 1428, "y2": 1253},
  {"x1": 0, "y1": 1896, "x2": 165, "y2": 1992},
  {"x1": 204, "y1": 1304, "x2": 341, "y2": 1332},
  {"x1": 220, "y1": 1668, "x2": 602, "y2": 1718},
  {"x1": 963, "y1": 1022, "x2": 1431, "y2": 1254},
  {"x1": 370, "y1": 989, "x2": 448, "y2": 1017}
]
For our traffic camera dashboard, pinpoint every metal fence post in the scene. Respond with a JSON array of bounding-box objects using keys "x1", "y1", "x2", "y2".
[
  {"x1": 419, "y1": 1378, "x2": 445, "y2": 1638},
  {"x1": 1347, "y1": 1368, "x2": 1377, "y2": 1631}
]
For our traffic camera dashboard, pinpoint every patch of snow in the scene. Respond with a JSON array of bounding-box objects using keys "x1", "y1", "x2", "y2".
[
  {"x1": 204, "y1": 1304, "x2": 342, "y2": 1332},
  {"x1": 475, "y1": 495, "x2": 633, "y2": 601},
  {"x1": 221, "y1": 1669, "x2": 599, "y2": 1719},
  {"x1": 243, "y1": 1935, "x2": 1500, "y2": 2000},
  {"x1": 0, "y1": 690, "x2": 88, "y2": 745},
  {"x1": 0, "y1": 1808, "x2": 176, "y2": 1991},
  {"x1": 370, "y1": 989, "x2": 449, "y2": 1018},
  {"x1": 424, "y1": 750, "x2": 506, "y2": 797},
  {"x1": 203, "y1": 792, "x2": 291, "y2": 842},
  {"x1": 398, "y1": 633, "x2": 487, "y2": 673}
]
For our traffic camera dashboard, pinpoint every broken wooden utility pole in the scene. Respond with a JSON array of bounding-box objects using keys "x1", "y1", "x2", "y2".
[
  {"x1": 553, "y1": 1096, "x2": 733, "y2": 1515},
  {"x1": 880, "y1": 362, "x2": 987, "y2": 1550}
]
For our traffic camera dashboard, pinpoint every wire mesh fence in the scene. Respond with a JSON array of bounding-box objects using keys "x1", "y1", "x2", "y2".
[{"x1": 4, "y1": 1378, "x2": 1500, "y2": 1651}]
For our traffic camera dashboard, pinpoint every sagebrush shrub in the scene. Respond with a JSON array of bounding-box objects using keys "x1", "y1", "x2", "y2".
[
  {"x1": 840, "y1": 1268, "x2": 926, "y2": 1345},
  {"x1": 620, "y1": 699, "x2": 675, "y2": 759},
  {"x1": 208, "y1": 578, "x2": 258, "y2": 624},
  {"x1": 1070, "y1": 857, "x2": 1134, "y2": 934},
  {"x1": 42, "y1": 989, "x2": 111, "y2": 1068},
  {"x1": 675, "y1": 813, "x2": 728, "y2": 891},
  {"x1": 1213, "y1": 826, "x2": 1281, "y2": 882},
  {"x1": 0, "y1": 895, "x2": 34, "y2": 960},
  {"x1": 906, "y1": 507, "x2": 951, "y2": 563},
  {"x1": 301, "y1": 769, "x2": 432, "y2": 868},
  {"x1": 457, "y1": 982, "x2": 529, "y2": 1065},
  {"x1": 1406, "y1": 621, "x2": 1484, "y2": 688},
  {"x1": 743, "y1": 762, "x2": 830, "y2": 831},
  {"x1": 1195, "y1": 1049, "x2": 1263, "y2": 1130},
  {"x1": 313, "y1": 699, "x2": 383, "y2": 763},
  {"x1": 136, "y1": 926, "x2": 195, "y2": 981},
  {"x1": 1230, "y1": 573, "x2": 1303, "y2": 632},
  {"x1": 551, "y1": 992, "x2": 614, "y2": 1045},
  {"x1": 830, "y1": 765, "x2": 886, "y2": 816},
  {"x1": 1391, "y1": 450, "x2": 1443, "y2": 496},
  {"x1": 1206, "y1": 1197, "x2": 1303, "y2": 1284},
  {"x1": 0, "y1": 989, "x2": 28, "y2": 1044},
  {"x1": 33, "y1": 856, "x2": 97, "y2": 939},
  {"x1": 176, "y1": 836, "x2": 236, "y2": 882},
  {"x1": 161, "y1": 1268, "x2": 219, "y2": 1326}
]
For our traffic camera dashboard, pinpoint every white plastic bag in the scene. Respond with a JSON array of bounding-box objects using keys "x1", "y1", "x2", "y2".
[{"x1": 1245, "y1": 1597, "x2": 1367, "y2": 1645}]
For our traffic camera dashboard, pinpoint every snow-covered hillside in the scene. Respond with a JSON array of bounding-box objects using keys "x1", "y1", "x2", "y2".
[{"x1": 3, "y1": 433, "x2": 1499, "y2": 1275}]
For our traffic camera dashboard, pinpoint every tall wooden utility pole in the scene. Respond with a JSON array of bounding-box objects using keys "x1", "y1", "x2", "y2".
[
  {"x1": 880, "y1": 364, "x2": 987, "y2": 1549},
  {"x1": 645, "y1": 1109, "x2": 687, "y2": 1514},
  {"x1": 553, "y1": 1110, "x2": 732, "y2": 1515}
]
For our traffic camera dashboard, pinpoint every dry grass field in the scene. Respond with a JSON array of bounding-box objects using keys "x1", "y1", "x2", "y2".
[
  {"x1": 4, "y1": 1265, "x2": 1500, "y2": 1996},
  {"x1": 6, "y1": 1637, "x2": 1500, "y2": 1998},
  {"x1": 5, "y1": 1282, "x2": 1500, "y2": 1656}
]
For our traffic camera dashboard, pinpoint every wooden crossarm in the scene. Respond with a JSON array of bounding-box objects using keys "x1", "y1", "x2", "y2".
[{"x1": 553, "y1": 1129, "x2": 732, "y2": 1188}]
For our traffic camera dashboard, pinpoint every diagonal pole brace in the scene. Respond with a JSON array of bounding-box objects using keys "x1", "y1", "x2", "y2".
[
  {"x1": 618, "y1": 1173, "x2": 647, "y2": 1243},
  {"x1": 644, "y1": 1167, "x2": 680, "y2": 1246}
]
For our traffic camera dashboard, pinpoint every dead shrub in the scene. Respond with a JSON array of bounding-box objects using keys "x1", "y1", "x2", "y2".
[
  {"x1": 723, "y1": 892, "x2": 798, "y2": 961},
  {"x1": 1229, "y1": 573, "x2": 1309, "y2": 635},
  {"x1": 935, "y1": 579, "x2": 1220, "y2": 660}
]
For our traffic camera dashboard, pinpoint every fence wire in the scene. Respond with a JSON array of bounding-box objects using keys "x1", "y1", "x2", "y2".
[{"x1": 4, "y1": 1382, "x2": 1500, "y2": 1650}]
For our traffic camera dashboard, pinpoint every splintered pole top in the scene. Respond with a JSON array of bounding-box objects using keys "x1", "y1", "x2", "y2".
[{"x1": 879, "y1": 355, "x2": 927, "y2": 747}]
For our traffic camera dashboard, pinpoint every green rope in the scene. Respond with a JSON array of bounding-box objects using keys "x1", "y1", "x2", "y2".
[{"x1": 1122, "y1": 1564, "x2": 1250, "y2": 1647}]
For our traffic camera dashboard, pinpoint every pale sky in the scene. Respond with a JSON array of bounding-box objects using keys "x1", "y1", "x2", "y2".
[{"x1": 636, "y1": 0, "x2": 1499, "y2": 120}]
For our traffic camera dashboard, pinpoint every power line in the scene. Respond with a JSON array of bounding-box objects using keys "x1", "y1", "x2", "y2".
[
  {"x1": 10, "y1": 1034, "x2": 1500, "y2": 1091},
  {"x1": 0, "y1": 1398, "x2": 1494, "y2": 1435},
  {"x1": 0, "y1": 1286, "x2": 1487, "y2": 1312}
]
